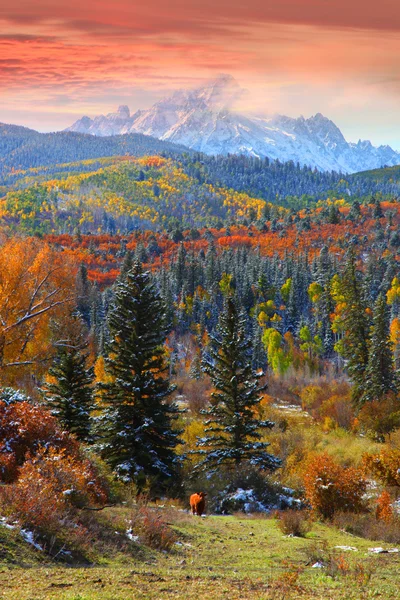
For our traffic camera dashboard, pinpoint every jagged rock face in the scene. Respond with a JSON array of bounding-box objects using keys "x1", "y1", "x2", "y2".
[{"x1": 65, "y1": 75, "x2": 400, "y2": 174}]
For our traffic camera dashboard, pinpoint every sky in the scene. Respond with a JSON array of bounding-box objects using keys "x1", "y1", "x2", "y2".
[{"x1": 1, "y1": 0, "x2": 400, "y2": 148}]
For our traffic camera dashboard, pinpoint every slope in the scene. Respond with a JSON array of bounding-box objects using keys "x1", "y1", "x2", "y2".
[{"x1": 0, "y1": 123, "x2": 192, "y2": 179}]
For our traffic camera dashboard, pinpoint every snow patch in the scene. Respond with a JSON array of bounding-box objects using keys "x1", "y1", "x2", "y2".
[
  {"x1": 126, "y1": 529, "x2": 140, "y2": 543},
  {"x1": 20, "y1": 529, "x2": 43, "y2": 551},
  {"x1": 0, "y1": 517, "x2": 15, "y2": 530}
]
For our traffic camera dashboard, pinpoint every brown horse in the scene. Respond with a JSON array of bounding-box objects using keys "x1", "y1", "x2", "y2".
[{"x1": 190, "y1": 492, "x2": 207, "y2": 516}]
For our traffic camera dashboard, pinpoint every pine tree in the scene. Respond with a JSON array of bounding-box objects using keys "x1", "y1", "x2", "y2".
[
  {"x1": 362, "y1": 294, "x2": 396, "y2": 403},
  {"x1": 189, "y1": 352, "x2": 202, "y2": 380},
  {"x1": 97, "y1": 262, "x2": 181, "y2": 494},
  {"x1": 195, "y1": 298, "x2": 280, "y2": 474},
  {"x1": 337, "y1": 251, "x2": 370, "y2": 406},
  {"x1": 42, "y1": 333, "x2": 94, "y2": 442}
]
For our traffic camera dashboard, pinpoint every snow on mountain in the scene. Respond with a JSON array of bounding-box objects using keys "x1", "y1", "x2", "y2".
[{"x1": 66, "y1": 75, "x2": 400, "y2": 174}]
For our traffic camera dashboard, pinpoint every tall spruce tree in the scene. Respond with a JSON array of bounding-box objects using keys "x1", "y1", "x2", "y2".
[
  {"x1": 195, "y1": 297, "x2": 280, "y2": 473},
  {"x1": 42, "y1": 326, "x2": 94, "y2": 442},
  {"x1": 339, "y1": 251, "x2": 370, "y2": 406},
  {"x1": 362, "y1": 294, "x2": 396, "y2": 403},
  {"x1": 97, "y1": 262, "x2": 181, "y2": 494}
]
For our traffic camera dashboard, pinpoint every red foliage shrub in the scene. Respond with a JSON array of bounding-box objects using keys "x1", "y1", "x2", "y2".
[
  {"x1": 303, "y1": 452, "x2": 367, "y2": 520},
  {"x1": 0, "y1": 400, "x2": 78, "y2": 483},
  {"x1": 0, "y1": 447, "x2": 108, "y2": 536},
  {"x1": 318, "y1": 395, "x2": 354, "y2": 431},
  {"x1": 376, "y1": 491, "x2": 393, "y2": 523}
]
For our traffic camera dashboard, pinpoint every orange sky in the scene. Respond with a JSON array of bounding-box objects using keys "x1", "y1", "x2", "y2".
[{"x1": 1, "y1": 0, "x2": 400, "y2": 148}]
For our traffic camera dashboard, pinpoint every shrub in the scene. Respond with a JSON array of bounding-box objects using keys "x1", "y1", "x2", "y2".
[
  {"x1": 192, "y1": 465, "x2": 292, "y2": 514},
  {"x1": 0, "y1": 447, "x2": 108, "y2": 538},
  {"x1": 357, "y1": 396, "x2": 400, "y2": 440},
  {"x1": 0, "y1": 399, "x2": 78, "y2": 483},
  {"x1": 128, "y1": 506, "x2": 177, "y2": 551},
  {"x1": 318, "y1": 395, "x2": 354, "y2": 430},
  {"x1": 303, "y1": 452, "x2": 367, "y2": 520},
  {"x1": 363, "y1": 448, "x2": 400, "y2": 486},
  {"x1": 276, "y1": 509, "x2": 312, "y2": 537},
  {"x1": 376, "y1": 490, "x2": 393, "y2": 522},
  {"x1": 299, "y1": 382, "x2": 354, "y2": 429}
]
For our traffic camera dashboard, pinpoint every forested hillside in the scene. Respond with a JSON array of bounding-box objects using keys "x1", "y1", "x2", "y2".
[
  {"x1": 180, "y1": 154, "x2": 400, "y2": 207},
  {"x1": 0, "y1": 124, "x2": 191, "y2": 179}
]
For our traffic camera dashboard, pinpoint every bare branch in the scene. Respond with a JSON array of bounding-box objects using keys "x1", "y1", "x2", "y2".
[{"x1": 4, "y1": 297, "x2": 75, "y2": 333}]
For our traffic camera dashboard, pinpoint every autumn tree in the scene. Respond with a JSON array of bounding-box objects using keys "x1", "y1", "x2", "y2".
[{"x1": 0, "y1": 238, "x2": 76, "y2": 389}]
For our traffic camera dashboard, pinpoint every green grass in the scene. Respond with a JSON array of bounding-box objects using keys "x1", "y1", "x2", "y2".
[{"x1": 1, "y1": 511, "x2": 400, "y2": 599}]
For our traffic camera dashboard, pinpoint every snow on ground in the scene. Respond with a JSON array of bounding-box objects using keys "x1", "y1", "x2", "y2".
[{"x1": 20, "y1": 529, "x2": 43, "y2": 551}]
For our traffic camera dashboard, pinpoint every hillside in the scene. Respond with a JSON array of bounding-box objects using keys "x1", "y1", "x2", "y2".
[
  {"x1": 0, "y1": 155, "x2": 282, "y2": 234},
  {"x1": 0, "y1": 123, "x2": 192, "y2": 179},
  {"x1": 351, "y1": 164, "x2": 400, "y2": 182},
  {"x1": 2, "y1": 153, "x2": 400, "y2": 242}
]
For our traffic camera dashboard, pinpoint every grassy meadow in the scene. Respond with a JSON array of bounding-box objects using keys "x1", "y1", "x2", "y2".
[{"x1": 1, "y1": 509, "x2": 400, "y2": 600}]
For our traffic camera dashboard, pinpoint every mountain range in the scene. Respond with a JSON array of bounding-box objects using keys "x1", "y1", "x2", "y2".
[{"x1": 66, "y1": 74, "x2": 400, "y2": 174}]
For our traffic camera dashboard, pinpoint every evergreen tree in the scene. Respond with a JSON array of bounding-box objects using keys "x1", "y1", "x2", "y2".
[
  {"x1": 362, "y1": 294, "x2": 396, "y2": 403},
  {"x1": 327, "y1": 204, "x2": 340, "y2": 224},
  {"x1": 337, "y1": 251, "x2": 370, "y2": 406},
  {"x1": 42, "y1": 329, "x2": 93, "y2": 442},
  {"x1": 189, "y1": 352, "x2": 202, "y2": 380},
  {"x1": 97, "y1": 262, "x2": 181, "y2": 494},
  {"x1": 348, "y1": 200, "x2": 361, "y2": 221},
  {"x1": 195, "y1": 298, "x2": 280, "y2": 473},
  {"x1": 76, "y1": 263, "x2": 91, "y2": 326}
]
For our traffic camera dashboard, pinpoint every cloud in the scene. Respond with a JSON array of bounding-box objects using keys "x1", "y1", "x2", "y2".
[
  {"x1": 2, "y1": 0, "x2": 400, "y2": 33},
  {"x1": 0, "y1": 0, "x2": 399, "y2": 148}
]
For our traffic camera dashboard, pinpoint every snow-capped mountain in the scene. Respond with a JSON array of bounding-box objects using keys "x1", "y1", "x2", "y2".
[{"x1": 66, "y1": 74, "x2": 400, "y2": 173}]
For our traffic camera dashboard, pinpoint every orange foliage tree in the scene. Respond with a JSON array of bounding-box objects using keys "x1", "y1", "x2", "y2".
[{"x1": 0, "y1": 238, "x2": 77, "y2": 387}]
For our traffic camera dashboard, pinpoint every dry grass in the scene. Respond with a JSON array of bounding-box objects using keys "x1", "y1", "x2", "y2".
[{"x1": 276, "y1": 510, "x2": 313, "y2": 537}]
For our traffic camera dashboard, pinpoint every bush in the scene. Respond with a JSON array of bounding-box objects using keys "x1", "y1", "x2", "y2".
[
  {"x1": 0, "y1": 399, "x2": 78, "y2": 483},
  {"x1": 191, "y1": 465, "x2": 298, "y2": 514},
  {"x1": 276, "y1": 509, "x2": 312, "y2": 537},
  {"x1": 303, "y1": 452, "x2": 367, "y2": 520},
  {"x1": 0, "y1": 447, "x2": 109, "y2": 538},
  {"x1": 356, "y1": 396, "x2": 400, "y2": 441},
  {"x1": 376, "y1": 490, "x2": 393, "y2": 522},
  {"x1": 363, "y1": 448, "x2": 400, "y2": 486},
  {"x1": 128, "y1": 506, "x2": 177, "y2": 551},
  {"x1": 319, "y1": 395, "x2": 354, "y2": 431},
  {"x1": 300, "y1": 382, "x2": 354, "y2": 430}
]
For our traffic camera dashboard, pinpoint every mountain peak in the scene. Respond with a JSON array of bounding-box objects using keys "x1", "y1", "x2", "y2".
[
  {"x1": 194, "y1": 73, "x2": 243, "y2": 111},
  {"x1": 117, "y1": 105, "x2": 130, "y2": 118},
  {"x1": 208, "y1": 73, "x2": 237, "y2": 86}
]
